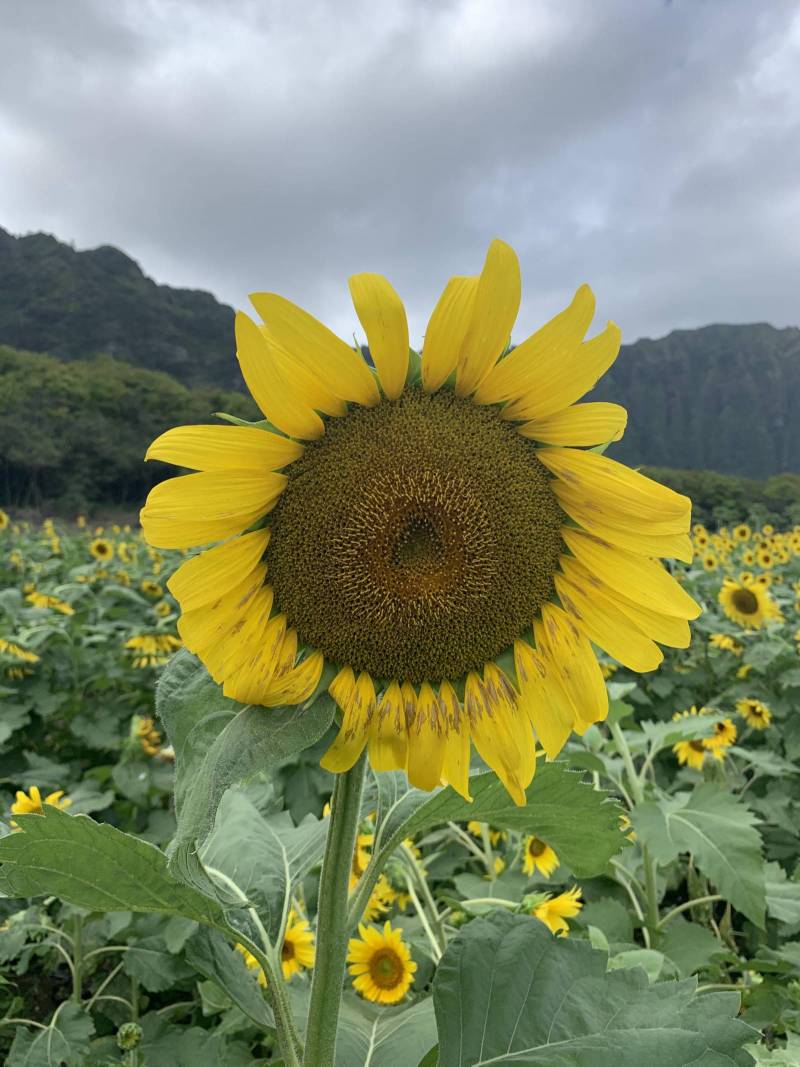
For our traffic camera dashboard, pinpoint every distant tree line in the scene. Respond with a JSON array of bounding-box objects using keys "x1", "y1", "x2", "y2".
[
  {"x1": 642, "y1": 467, "x2": 800, "y2": 529},
  {"x1": 0, "y1": 346, "x2": 258, "y2": 513}
]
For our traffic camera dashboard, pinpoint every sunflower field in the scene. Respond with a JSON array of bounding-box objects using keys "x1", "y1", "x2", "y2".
[
  {"x1": 2, "y1": 241, "x2": 800, "y2": 1067},
  {"x1": 0, "y1": 514, "x2": 798, "y2": 1065}
]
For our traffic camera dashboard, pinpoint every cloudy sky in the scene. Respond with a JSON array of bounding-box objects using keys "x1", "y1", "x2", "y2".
[{"x1": 2, "y1": 0, "x2": 799, "y2": 345}]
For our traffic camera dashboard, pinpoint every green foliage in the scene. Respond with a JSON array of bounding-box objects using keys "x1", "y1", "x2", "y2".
[
  {"x1": 432, "y1": 911, "x2": 756, "y2": 1065},
  {"x1": 0, "y1": 344, "x2": 258, "y2": 510},
  {"x1": 641, "y1": 467, "x2": 800, "y2": 528}
]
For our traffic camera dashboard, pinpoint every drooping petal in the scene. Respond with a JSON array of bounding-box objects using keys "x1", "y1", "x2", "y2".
[
  {"x1": 235, "y1": 312, "x2": 324, "y2": 439},
  {"x1": 455, "y1": 240, "x2": 521, "y2": 397},
  {"x1": 439, "y1": 681, "x2": 472, "y2": 801},
  {"x1": 514, "y1": 639, "x2": 574, "y2": 760},
  {"x1": 539, "y1": 446, "x2": 692, "y2": 530},
  {"x1": 262, "y1": 650, "x2": 324, "y2": 706},
  {"x1": 167, "y1": 529, "x2": 270, "y2": 612},
  {"x1": 178, "y1": 566, "x2": 267, "y2": 656},
  {"x1": 406, "y1": 682, "x2": 447, "y2": 791},
  {"x1": 465, "y1": 670, "x2": 529, "y2": 806},
  {"x1": 146, "y1": 425, "x2": 304, "y2": 472},
  {"x1": 321, "y1": 671, "x2": 375, "y2": 773},
  {"x1": 249, "y1": 292, "x2": 380, "y2": 406},
  {"x1": 222, "y1": 611, "x2": 286, "y2": 702},
  {"x1": 474, "y1": 283, "x2": 595, "y2": 405},
  {"x1": 553, "y1": 494, "x2": 694, "y2": 562},
  {"x1": 368, "y1": 681, "x2": 408, "y2": 772},
  {"x1": 421, "y1": 276, "x2": 479, "y2": 392},
  {"x1": 562, "y1": 527, "x2": 701, "y2": 620},
  {"x1": 349, "y1": 273, "x2": 409, "y2": 400},
  {"x1": 537, "y1": 603, "x2": 608, "y2": 729},
  {"x1": 502, "y1": 322, "x2": 621, "y2": 422},
  {"x1": 520, "y1": 402, "x2": 627, "y2": 447},
  {"x1": 140, "y1": 470, "x2": 286, "y2": 549},
  {"x1": 601, "y1": 585, "x2": 692, "y2": 648},
  {"x1": 555, "y1": 564, "x2": 663, "y2": 672}
]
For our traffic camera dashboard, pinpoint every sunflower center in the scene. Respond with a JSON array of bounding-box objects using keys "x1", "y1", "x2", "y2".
[
  {"x1": 529, "y1": 838, "x2": 547, "y2": 857},
  {"x1": 370, "y1": 948, "x2": 404, "y2": 988},
  {"x1": 265, "y1": 386, "x2": 565, "y2": 682},
  {"x1": 732, "y1": 588, "x2": 758, "y2": 614},
  {"x1": 689, "y1": 740, "x2": 705, "y2": 753},
  {"x1": 281, "y1": 939, "x2": 295, "y2": 962}
]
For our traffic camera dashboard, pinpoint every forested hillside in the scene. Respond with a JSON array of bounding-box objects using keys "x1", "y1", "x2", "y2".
[
  {"x1": 1, "y1": 226, "x2": 798, "y2": 495},
  {"x1": 0, "y1": 227, "x2": 237, "y2": 389}
]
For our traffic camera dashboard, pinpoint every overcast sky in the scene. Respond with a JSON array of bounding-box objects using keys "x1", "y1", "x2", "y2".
[{"x1": 2, "y1": 0, "x2": 799, "y2": 346}]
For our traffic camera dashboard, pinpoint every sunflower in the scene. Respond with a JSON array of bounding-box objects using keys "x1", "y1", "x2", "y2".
[
  {"x1": 673, "y1": 738, "x2": 725, "y2": 771},
  {"x1": 467, "y1": 821, "x2": 507, "y2": 847},
  {"x1": 737, "y1": 698, "x2": 771, "y2": 730},
  {"x1": 10, "y1": 786, "x2": 71, "y2": 828},
  {"x1": 733, "y1": 524, "x2": 751, "y2": 542},
  {"x1": 89, "y1": 537, "x2": 114, "y2": 561},
  {"x1": 361, "y1": 874, "x2": 395, "y2": 921},
  {"x1": 522, "y1": 835, "x2": 559, "y2": 878},
  {"x1": 0, "y1": 509, "x2": 10, "y2": 531},
  {"x1": 742, "y1": 550, "x2": 755, "y2": 565},
  {"x1": 531, "y1": 885, "x2": 583, "y2": 935},
  {"x1": 347, "y1": 921, "x2": 416, "y2": 1004},
  {"x1": 708, "y1": 633, "x2": 742, "y2": 655},
  {"x1": 25, "y1": 590, "x2": 74, "y2": 615},
  {"x1": 756, "y1": 548, "x2": 775, "y2": 569},
  {"x1": 348, "y1": 831, "x2": 374, "y2": 891},
  {"x1": 705, "y1": 718, "x2": 737, "y2": 749},
  {"x1": 702, "y1": 552, "x2": 718, "y2": 572},
  {"x1": 0, "y1": 639, "x2": 40, "y2": 664},
  {"x1": 280, "y1": 911, "x2": 315, "y2": 979},
  {"x1": 124, "y1": 633, "x2": 182, "y2": 668},
  {"x1": 135, "y1": 715, "x2": 163, "y2": 756},
  {"x1": 719, "y1": 577, "x2": 781, "y2": 630},
  {"x1": 140, "y1": 239, "x2": 697, "y2": 803},
  {"x1": 140, "y1": 579, "x2": 163, "y2": 598}
]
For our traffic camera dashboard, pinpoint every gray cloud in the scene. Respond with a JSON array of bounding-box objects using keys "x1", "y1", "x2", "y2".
[{"x1": 1, "y1": 0, "x2": 798, "y2": 349}]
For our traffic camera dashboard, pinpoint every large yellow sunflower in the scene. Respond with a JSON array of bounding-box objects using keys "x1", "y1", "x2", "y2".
[
  {"x1": 140, "y1": 239, "x2": 698, "y2": 804},
  {"x1": 719, "y1": 576, "x2": 781, "y2": 630}
]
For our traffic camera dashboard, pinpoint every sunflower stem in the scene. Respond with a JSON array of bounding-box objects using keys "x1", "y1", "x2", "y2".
[
  {"x1": 304, "y1": 752, "x2": 367, "y2": 1067},
  {"x1": 608, "y1": 720, "x2": 661, "y2": 946}
]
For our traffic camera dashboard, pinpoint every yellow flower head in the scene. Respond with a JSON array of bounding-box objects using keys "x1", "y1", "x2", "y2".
[
  {"x1": 736, "y1": 698, "x2": 771, "y2": 730},
  {"x1": 349, "y1": 831, "x2": 374, "y2": 890},
  {"x1": 719, "y1": 577, "x2": 781, "y2": 630},
  {"x1": 135, "y1": 715, "x2": 163, "y2": 756},
  {"x1": 0, "y1": 509, "x2": 10, "y2": 531},
  {"x1": 467, "y1": 821, "x2": 507, "y2": 847},
  {"x1": 709, "y1": 633, "x2": 742, "y2": 655},
  {"x1": 140, "y1": 240, "x2": 698, "y2": 803},
  {"x1": 361, "y1": 874, "x2": 395, "y2": 922},
  {"x1": 702, "y1": 552, "x2": 718, "y2": 572},
  {"x1": 704, "y1": 718, "x2": 737, "y2": 749},
  {"x1": 673, "y1": 739, "x2": 715, "y2": 771},
  {"x1": 280, "y1": 910, "x2": 315, "y2": 979},
  {"x1": 347, "y1": 921, "x2": 416, "y2": 1004},
  {"x1": 25, "y1": 591, "x2": 74, "y2": 615},
  {"x1": 11, "y1": 786, "x2": 71, "y2": 819},
  {"x1": 756, "y1": 548, "x2": 775, "y2": 570},
  {"x1": 733, "y1": 524, "x2": 751, "y2": 542},
  {"x1": 0, "y1": 638, "x2": 40, "y2": 664},
  {"x1": 140, "y1": 579, "x2": 163, "y2": 598},
  {"x1": 89, "y1": 538, "x2": 114, "y2": 561},
  {"x1": 124, "y1": 633, "x2": 182, "y2": 668},
  {"x1": 522, "y1": 835, "x2": 560, "y2": 878},
  {"x1": 532, "y1": 885, "x2": 583, "y2": 936}
]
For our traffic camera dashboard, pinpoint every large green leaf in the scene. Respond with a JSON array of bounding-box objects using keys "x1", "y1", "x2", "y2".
[
  {"x1": 632, "y1": 784, "x2": 766, "y2": 927},
  {"x1": 8, "y1": 1003, "x2": 94, "y2": 1067},
  {"x1": 334, "y1": 998, "x2": 437, "y2": 1067},
  {"x1": 122, "y1": 935, "x2": 195, "y2": 992},
  {"x1": 184, "y1": 927, "x2": 274, "y2": 1028},
  {"x1": 0, "y1": 806, "x2": 224, "y2": 926},
  {"x1": 156, "y1": 649, "x2": 335, "y2": 888},
  {"x1": 373, "y1": 762, "x2": 623, "y2": 878},
  {"x1": 765, "y1": 861, "x2": 800, "y2": 925},
  {"x1": 200, "y1": 788, "x2": 327, "y2": 940},
  {"x1": 433, "y1": 910, "x2": 756, "y2": 1066}
]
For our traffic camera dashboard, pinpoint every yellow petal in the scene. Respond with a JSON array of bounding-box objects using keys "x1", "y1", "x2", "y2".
[
  {"x1": 222, "y1": 612, "x2": 286, "y2": 701},
  {"x1": 349, "y1": 273, "x2": 409, "y2": 400},
  {"x1": 321, "y1": 671, "x2": 375, "y2": 773},
  {"x1": 141, "y1": 470, "x2": 285, "y2": 549},
  {"x1": 555, "y1": 564, "x2": 663, "y2": 673},
  {"x1": 552, "y1": 493, "x2": 694, "y2": 562},
  {"x1": 178, "y1": 566, "x2": 267, "y2": 655},
  {"x1": 455, "y1": 240, "x2": 521, "y2": 397},
  {"x1": 514, "y1": 639, "x2": 574, "y2": 760},
  {"x1": 145, "y1": 425, "x2": 304, "y2": 472},
  {"x1": 537, "y1": 603, "x2": 608, "y2": 728},
  {"x1": 562, "y1": 527, "x2": 701, "y2": 620},
  {"x1": 262, "y1": 651, "x2": 324, "y2": 706},
  {"x1": 474, "y1": 283, "x2": 595, "y2": 405},
  {"x1": 269, "y1": 334, "x2": 347, "y2": 418},
  {"x1": 167, "y1": 529, "x2": 270, "y2": 612},
  {"x1": 520, "y1": 402, "x2": 627, "y2": 447},
  {"x1": 209, "y1": 587, "x2": 275, "y2": 683},
  {"x1": 502, "y1": 322, "x2": 621, "y2": 421},
  {"x1": 601, "y1": 585, "x2": 692, "y2": 648},
  {"x1": 249, "y1": 292, "x2": 380, "y2": 406},
  {"x1": 465, "y1": 671, "x2": 528, "y2": 806},
  {"x1": 406, "y1": 682, "x2": 447, "y2": 791},
  {"x1": 439, "y1": 681, "x2": 472, "y2": 801},
  {"x1": 235, "y1": 312, "x2": 324, "y2": 439},
  {"x1": 368, "y1": 681, "x2": 408, "y2": 772},
  {"x1": 539, "y1": 447, "x2": 691, "y2": 530},
  {"x1": 421, "y1": 276, "x2": 479, "y2": 392}
]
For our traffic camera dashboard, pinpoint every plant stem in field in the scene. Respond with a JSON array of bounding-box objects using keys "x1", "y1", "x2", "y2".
[
  {"x1": 303, "y1": 752, "x2": 367, "y2": 1067},
  {"x1": 72, "y1": 914, "x2": 83, "y2": 1003},
  {"x1": 608, "y1": 720, "x2": 661, "y2": 946}
]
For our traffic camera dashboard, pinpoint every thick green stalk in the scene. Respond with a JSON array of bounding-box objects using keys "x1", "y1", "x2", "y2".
[
  {"x1": 304, "y1": 753, "x2": 367, "y2": 1067},
  {"x1": 608, "y1": 720, "x2": 661, "y2": 946}
]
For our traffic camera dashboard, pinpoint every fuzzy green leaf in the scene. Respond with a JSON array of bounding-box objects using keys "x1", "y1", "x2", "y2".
[{"x1": 334, "y1": 998, "x2": 437, "y2": 1067}]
